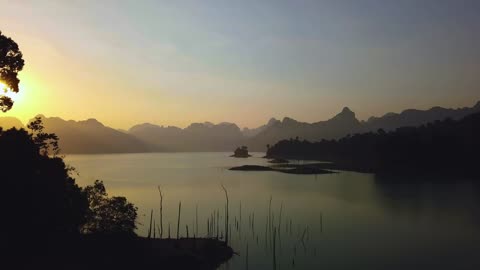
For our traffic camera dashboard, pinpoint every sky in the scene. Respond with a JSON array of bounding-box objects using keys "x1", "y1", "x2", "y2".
[{"x1": 1, "y1": 0, "x2": 479, "y2": 129}]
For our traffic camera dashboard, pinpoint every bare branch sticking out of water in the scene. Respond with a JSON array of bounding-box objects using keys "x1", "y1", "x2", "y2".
[
  {"x1": 221, "y1": 184, "x2": 230, "y2": 245},
  {"x1": 157, "y1": 186, "x2": 164, "y2": 238}
]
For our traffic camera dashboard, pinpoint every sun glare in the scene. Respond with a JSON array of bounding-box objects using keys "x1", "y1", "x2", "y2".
[
  {"x1": 0, "y1": 81, "x2": 22, "y2": 103},
  {"x1": 0, "y1": 81, "x2": 6, "y2": 92}
]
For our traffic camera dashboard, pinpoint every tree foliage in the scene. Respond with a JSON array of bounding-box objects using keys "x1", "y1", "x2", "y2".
[
  {"x1": 267, "y1": 112, "x2": 480, "y2": 176},
  {"x1": 27, "y1": 116, "x2": 60, "y2": 156},
  {"x1": 82, "y1": 180, "x2": 138, "y2": 235},
  {"x1": 1, "y1": 119, "x2": 138, "y2": 247},
  {"x1": 0, "y1": 30, "x2": 24, "y2": 112},
  {"x1": 0, "y1": 127, "x2": 87, "y2": 241}
]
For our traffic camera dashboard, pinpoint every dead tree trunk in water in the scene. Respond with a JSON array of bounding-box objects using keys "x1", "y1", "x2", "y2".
[
  {"x1": 158, "y1": 186, "x2": 164, "y2": 238},
  {"x1": 153, "y1": 219, "x2": 156, "y2": 238},
  {"x1": 177, "y1": 201, "x2": 182, "y2": 239},
  {"x1": 221, "y1": 185, "x2": 229, "y2": 245},
  {"x1": 148, "y1": 209, "x2": 153, "y2": 239},
  {"x1": 196, "y1": 204, "x2": 199, "y2": 236}
]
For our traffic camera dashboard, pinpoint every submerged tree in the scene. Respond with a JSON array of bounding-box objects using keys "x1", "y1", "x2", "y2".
[{"x1": 0, "y1": 30, "x2": 25, "y2": 112}]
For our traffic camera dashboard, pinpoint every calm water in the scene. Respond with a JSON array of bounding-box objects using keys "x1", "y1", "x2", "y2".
[{"x1": 65, "y1": 152, "x2": 480, "y2": 270}]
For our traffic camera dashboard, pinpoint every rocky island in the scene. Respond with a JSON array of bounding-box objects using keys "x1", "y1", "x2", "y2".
[{"x1": 231, "y1": 146, "x2": 251, "y2": 158}]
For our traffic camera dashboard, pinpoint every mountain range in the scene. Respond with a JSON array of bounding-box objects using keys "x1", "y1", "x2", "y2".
[
  {"x1": 129, "y1": 121, "x2": 244, "y2": 152},
  {"x1": 1, "y1": 101, "x2": 479, "y2": 154},
  {"x1": 27, "y1": 116, "x2": 150, "y2": 154}
]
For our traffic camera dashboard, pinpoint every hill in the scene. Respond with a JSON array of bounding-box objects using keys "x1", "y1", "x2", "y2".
[
  {"x1": 247, "y1": 101, "x2": 480, "y2": 151},
  {"x1": 129, "y1": 121, "x2": 245, "y2": 151},
  {"x1": 0, "y1": 116, "x2": 24, "y2": 130},
  {"x1": 364, "y1": 101, "x2": 480, "y2": 131},
  {"x1": 266, "y1": 112, "x2": 480, "y2": 177},
  {"x1": 33, "y1": 115, "x2": 151, "y2": 154},
  {"x1": 247, "y1": 107, "x2": 364, "y2": 151},
  {"x1": 5, "y1": 101, "x2": 478, "y2": 153}
]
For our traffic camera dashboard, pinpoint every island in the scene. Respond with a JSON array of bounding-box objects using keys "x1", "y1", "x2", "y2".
[
  {"x1": 230, "y1": 163, "x2": 335, "y2": 175},
  {"x1": 231, "y1": 146, "x2": 252, "y2": 158},
  {"x1": 263, "y1": 111, "x2": 480, "y2": 177}
]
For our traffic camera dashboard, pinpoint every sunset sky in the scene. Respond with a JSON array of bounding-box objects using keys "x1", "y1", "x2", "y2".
[{"x1": 1, "y1": 0, "x2": 479, "y2": 129}]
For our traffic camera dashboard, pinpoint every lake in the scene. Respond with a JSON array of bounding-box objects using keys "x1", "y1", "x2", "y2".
[{"x1": 65, "y1": 152, "x2": 480, "y2": 270}]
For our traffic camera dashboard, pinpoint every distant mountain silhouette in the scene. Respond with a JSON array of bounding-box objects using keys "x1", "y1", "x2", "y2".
[
  {"x1": 242, "y1": 118, "x2": 280, "y2": 137},
  {"x1": 247, "y1": 107, "x2": 363, "y2": 150},
  {"x1": 6, "y1": 101, "x2": 480, "y2": 153},
  {"x1": 129, "y1": 121, "x2": 245, "y2": 151},
  {"x1": 363, "y1": 101, "x2": 480, "y2": 131},
  {"x1": 266, "y1": 111, "x2": 480, "y2": 177},
  {"x1": 32, "y1": 115, "x2": 151, "y2": 154},
  {"x1": 0, "y1": 116, "x2": 24, "y2": 130},
  {"x1": 247, "y1": 101, "x2": 480, "y2": 151}
]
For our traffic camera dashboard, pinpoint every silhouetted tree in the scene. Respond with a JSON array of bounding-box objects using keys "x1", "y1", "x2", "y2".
[
  {"x1": 1, "y1": 120, "x2": 138, "y2": 247},
  {"x1": 82, "y1": 180, "x2": 138, "y2": 235},
  {"x1": 0, "y1": 127, "x2": 88, "y2": 247},
  {"x1": 266, "y1": 112, "x2": 480, "y2": 176},
  {"x1": 28, "y1": 116, "x2": 60, "y2": 156},
  {"x1": 0, "y1": 30, "x2": 24, "y2": 112}
]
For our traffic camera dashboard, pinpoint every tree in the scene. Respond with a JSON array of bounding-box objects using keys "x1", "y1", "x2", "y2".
[
  {"x1": 0, "y1": 31, "x2": 25, "y2": 112},
  {"x1": 0, "y1": 127, "x2": 88, "y2": 245},
  {"x1": 82, "y1": 180, "x2": 138, "y2": 235},
  {"x1": 28, "y1": 116, "x2": 60, "y2": 156}
]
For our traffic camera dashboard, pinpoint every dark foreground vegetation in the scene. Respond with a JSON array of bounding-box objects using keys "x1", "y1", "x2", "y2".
[
  {"x1": 266, "y1": 112, "x2": 480, "y2": 177},
  {"x1": 0, "y1": 120, "x2": 232, "y2": 269},
  {"x1": 14, "y1": 235, "x2": 232, "y2": 270}
]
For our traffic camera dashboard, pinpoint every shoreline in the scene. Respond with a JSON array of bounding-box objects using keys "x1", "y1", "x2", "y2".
[{"x1": 229, "y1": 164, "x2": 336, "y2": 175}]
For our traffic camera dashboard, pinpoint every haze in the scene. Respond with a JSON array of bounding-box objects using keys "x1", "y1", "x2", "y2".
[{"x1": 1, "y1": 0, "x2": 479, "y2": 129}]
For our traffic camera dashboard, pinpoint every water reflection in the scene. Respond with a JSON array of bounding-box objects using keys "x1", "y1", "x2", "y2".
[
  {"x1": 65, "y1": 153, "x2": 480, "y2": 270},
  {"x1": 373, "y1": 174, "x2": 480, "y2": 227}
]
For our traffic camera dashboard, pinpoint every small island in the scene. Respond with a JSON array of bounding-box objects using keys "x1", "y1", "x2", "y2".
[
  {"x1": 230, "y1": 163, "x2": 335, "y2": 175},
  {"x1": 231, "y1": 146, "x2": 251, "y2": 158},
  {"x1": 230, "y1": 165, "x2": 274, "y2": 171}
]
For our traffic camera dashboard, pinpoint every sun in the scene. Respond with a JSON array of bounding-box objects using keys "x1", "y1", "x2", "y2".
[{"x1": 0, "y1": 81, "x2": 21, "y2": 103}]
